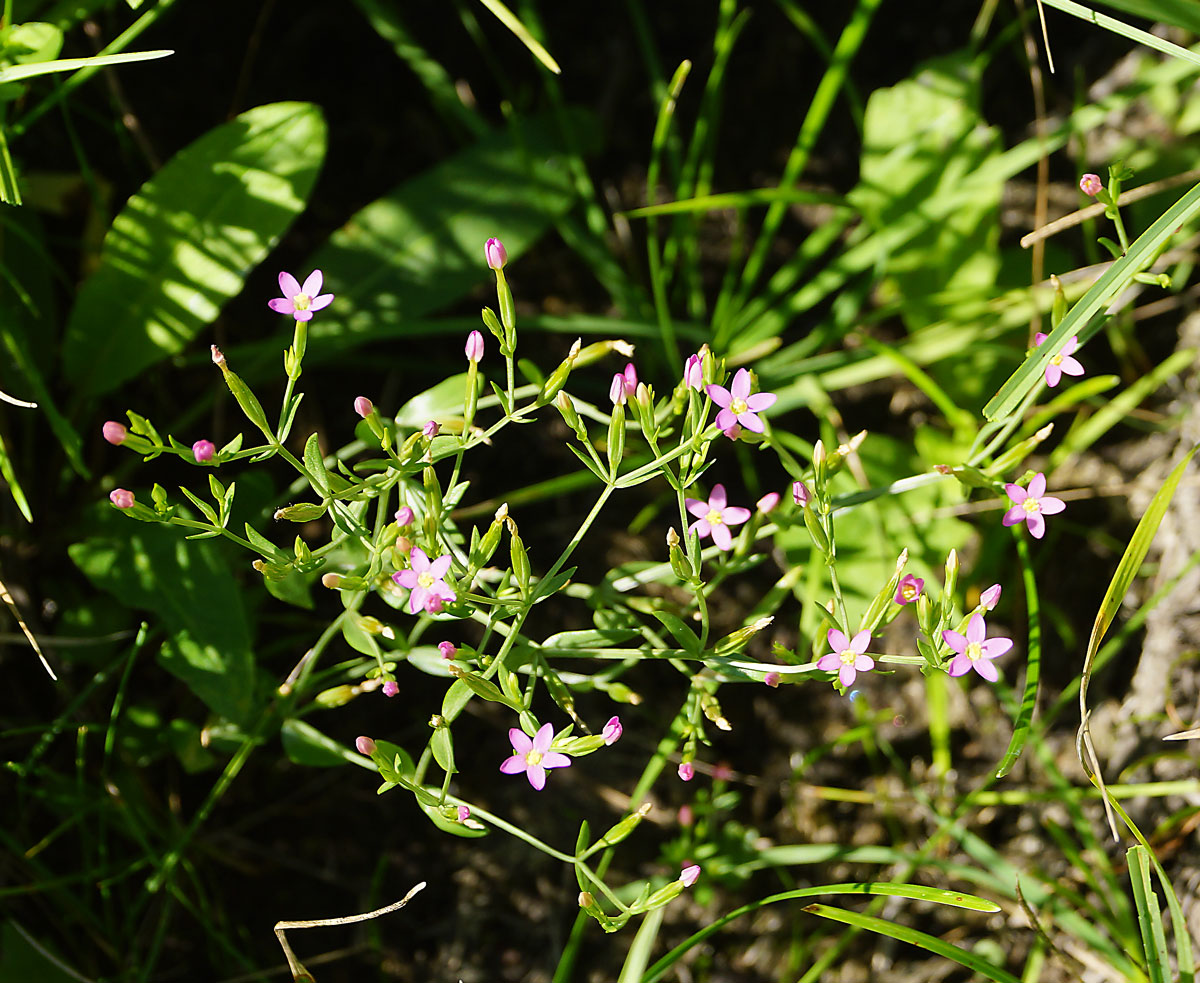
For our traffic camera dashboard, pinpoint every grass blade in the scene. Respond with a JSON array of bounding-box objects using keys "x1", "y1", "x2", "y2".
[
  {"x1": 1041, "y1": 0, "x2": 1200, "y2": 67},
  {"x1": 475, "y1": 0, "x2": 561, "y2": 73},
  {"x1": 0, "y1": 49, "x2": 173, "y2": 85},
  {"x1": 995, "y1": 532, "x2": 1040, "y2": 778},
  {"x1": 1128, "y1": 846, "x2": 1170, "y2": 983}
]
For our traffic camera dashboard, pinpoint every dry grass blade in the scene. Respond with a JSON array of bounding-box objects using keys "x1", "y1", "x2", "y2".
[{"x1": 0, "y1": 573, "x2": 56, "y2": 680}]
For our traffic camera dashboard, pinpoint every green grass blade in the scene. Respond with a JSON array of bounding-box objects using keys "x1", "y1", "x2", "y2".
[
  {"x1": 476, "y1": 0, "x2": 561, "y2": 73},
  {"x1": 800, "y1": 903, "x2": 1021, "y2": 983},
  {"x1": 1128, "y1": 846, "x2": 1170, "y2": 983},
  {"x1": 621, "y1": 187, "x2": 846, "y2": 218},
  {"x1": 618, "y1": 906, "x2": 663, "y2": 983},
  {"x1": 1041, "y1": 0, "x2": 1200, "y2": 67},
  {"x1": 984, "y1": 179, "x2": 1200, "y2": 421},
  {"x1": 1093, "y1": 0, "x2": 1200, "y2": 33},
  {"x1": 0, "y1": 48, "x2": 172, "y2": 84},
  {"x1": 0, "y1": 430, "x2": 32, "y2": 522},
  {"x1": 995, "y1": 532, "x2": 1040, "y2": 778}
]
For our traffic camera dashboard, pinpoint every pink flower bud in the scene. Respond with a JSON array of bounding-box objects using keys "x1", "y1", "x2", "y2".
[
  {"x1": 679, "y1": 864, "x2": 701, "y2": 887},
  {"x1": 382, "y1": 680, "x2": 399, "y2": 698},
  {"x1": 355, "y1": 736, "x2": 376, "y2": 755},
  {"x1": 678, "y1": 804, "x2": 694, "y2": 827},
  {"x1": 609, "y1": 373, "x2": 627, "y2": 406},
  {"x1": 354, "y1": 396, "x2": 374, "y2": 418},
  {"x1": 456, "y1": 805, "x2": 471, "y2": 822},
  {"x1": 683, "y1": 353, "x2": 703, "y2": 391},
  {"x1": 425, "y1": 594, "x2": 444, "y2": 614},
  {"x1": 485, "y1": 237, "x2": 508, "y2": 270},
  {"x1": 764, "y1": 671, "x2": 781, "y2": 688},
  {"x1": 465, "y1": 330, "x2": 485, "y2": 363},
  {"x1": 192, "y1": 439, "x2": 216, "y2": 463},
  {"x1": 423, "y1": 420, "x2": 440, "y2": 439},
  {"x1": 678, "y1": 761, "x2": 694, "y2": 782},
  {"x1": 980, "y1": 584, "x2": 1002, "y2": 611},
  {"x1": 438, "y1": 640, "x2": 457, "y2": 660},
  {"x1": 1079, "y1": 173, "x2": 1103, "y2": 196},
  {"x1": 621, "y1": 363, "x2": 638, "y2": 398},
  {"x1": 102, "y1": 421, "x2": 127, "y2": 445},
  {"x1": 109, "y1": 488, "x2": 135, "y2": 509},
  {"x1": 602, "y1": 715, "x2": 622, "y2": 745},
  {"x1": 722, "y1": 423, "x2": 741, "y2": 441},
  {"x1": 756, "y1": 492, "x2": 780, "y2": 514},
  {"x1": 395, "y1": 506, "x2": 414, "y2": 526},
  {"x1": 792, "y1": 480, "x2": 810, "y2": 507}
]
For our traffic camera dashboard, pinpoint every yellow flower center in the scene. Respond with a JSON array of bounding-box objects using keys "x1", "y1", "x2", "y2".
[
  {"x1": 294, "y1": 293, "x2": 311, "y2": 310},
  {"x1": 418, "y1": 571, "x2": 436, "y2": 589},
  {"x1": 1050, "y1": 353, "x2": 1063, "y2": 366},
  {"x1": 840, "y1": 648, "x2": 858, "y2": 666},
  {"x1": 965, "y1": 642, "x2": 983, "y2": 662},
  {"x1": 526, "y1": 749, "x2": 543, "y2": 765},
  {"x1": 706, "y1": 508, "x2": 724, "y2": 526},
  {"x1": 901, "y1": 584, "x2": 917, "y2": 601},
  {"x1": 1022, "y1": 498, "x2": 1040, "y2": 514},
  {"x1": 729, "y1": 397, "x2": 748, "y2": 415}
]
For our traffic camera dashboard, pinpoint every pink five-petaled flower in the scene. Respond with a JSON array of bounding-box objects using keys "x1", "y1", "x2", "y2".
[
  {"x1": 683, "y1": 353, "x2": 703, "y2": 391},
  {"x1": 1003, "y1": 472, "x2": 1065, "y2": 540},
  {"x1": 679, "y1": 865, "x2": 701, "y2": 887},
  {"x1": 1034, "y1": 333, "x2": 1085, "y2": 388},
  {"x1": 465, "y1": 330, "x2": 485, "y2": 363},
  {"x1": 685, "y1": 484, "x2": 751, "y2": 551},
  {"x1": 1080, "y1": 173, "x2": 1103, "y2": 196},
  {"x1": 192, "y1": 439, "x2": 215, "y2": 463},
  {"x1": 499, "y1": 722, "x2": 571, "y2": 790},
  {"x1": 393, "y1": 547, "x2": 457, "y2": 614},
  {"x1": 102, "y1": 421, "x2": 127, "y2": 445},
  {"x1": 817, "y1": 629, "x2": 874, "y2": 687},
  {"x1": 942, "y1": 614, "x2": 1012, "y2": 682},
  {"x1": 707, "y1": 368, "x2": 776, "y2": 435},
  {"x1": 268, "y1": 270, "x2": 334, "y2": 323},
  {"x1": 980, "y1": 584, "x2": 1002, "y2": 611},
  {"x1": 602, "y1": 715, "x2": 622, "y2": 745},
  {"x1": 894, "y1": 574, "x2": 923, "y2": 605}
]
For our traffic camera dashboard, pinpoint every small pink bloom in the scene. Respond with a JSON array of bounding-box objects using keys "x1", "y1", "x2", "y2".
[
  {"x1": 393, "y1": 547, "x2": 457, "y2": 614},
  {"x1": 894, "y1": 574, "x2": 923, "y2": 605},
  {"x1": 355, "y1": 736, "x2": 376, "y2": 755},
  {"x1": 792, "y1": 480, "x2": 810, "y2": 507},
  {"x1": 423, "y1": 420, "x2": 440, "y2": 438},
  {"x1": 1003, "y1": 472, "x2": 1066, "y2": 539},
  {"x1": 465, "y1": 330, "x2": 485, "y2": 363},
  {"x1": 679, "y1": 864, "x2": 701, "y2": 887},
  {"x1": 1034, "y1": 333, "x2": 1085, "y2": 388},
  {"x1": 485, "y1": 237, "x2": 508, "y2": 270},
  {"x1": 707, "y1": 368, "x2": 776, "y2": 435},
  {"x1": 354, "y1": 396, "x2": 374, "y2": 418},
  {"x1": 685, "y1": 484, "x2": 751, "y2": 551},
  {"x1": 678, "y1": 804, "x2": 694, "y2": 827},
  {"x1": 438, "y1": 641, "x2": 457, "y2": 660},
  {"x1": 425, "y1": 594, "x2": 444, "y2": 614},
  {"x1": 609, "y1": 373, "x2": 627, "y2": 406},
  {"x1": 817, "y1": 629, "x2": 874, "y2": 688},
  {"x1": 678, "y1": 761, "x2": 694, "y2": 782},
  {"x1": 267, "y1": 270, "x2": 334, "y2": 322},
  {"x1": 192, "y1": 439, "x2": 215, "y2": 463},
  {"x1": 942, "y1": 613, "x2": 1012, "y2": 682},
  {"x1": 756, "y1": 492, "x2": 780, "y2": 514},
  {"x1": 980, "y1": 584, "x2": 1002, "y2": 611},
  {"x1": 382, "y1": 680, "x2": 399, "y2": 698},
  {"x1": 764, "y1": 671, "x2": 781, "y2": 688},
  {"x1": 394, "y1": 506, "x2": 414, "y2": 526},
  {"x1": 621, "y1": 363, "x2": 638, "y2": 399},
  {"x1": 456, "y1": 805, "x2": 471, "y2": 822},
  {"x1": 102, "y1": 421, "x2": 127, "y2": 445},
  {"x1": 1080, "y1": 173, "x2": 1103, "y2": 196},
  {"x1": 109, "y1": 488, "x2": 135, "y2": 509},
  {"x1": 499, "y1": 722, "x2": 572, "y2": 790},
  {"x1": 602, "y1": 715, "x2": 622, "y2": 745},
  {"x1": 683, "y1": 353, "x2": 704, "y2": 390}
]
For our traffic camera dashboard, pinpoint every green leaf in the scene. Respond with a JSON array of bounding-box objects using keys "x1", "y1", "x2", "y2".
[
  {"x1": 62, "y1": 101, "x2": 326, "y2": 396},
  {"x1": 69, "y1": 511, "x2": 256, "y2": 724},
  {"x1": 395, "y1": 373, "x2": 470, "y2": 428},
  {"x1": 0, "y1": 431, "x2": 32, "y2": 521},
  {"x1": 1093, "y1": 0, "x2": 1200, "y2": 34},
  {"x1": 430, "y1": 725, "x2": 455, "y2": 774},
  {"x1": 1041, "y1": 0, "x2": 1200, "y2": 67},
  {"x1": 651, "y1": 610, "x2": 702, "y2": 655},
  {"x1": 1128, "y1": 846, "x2": 1170, "y2": 983},
  {"x1": 303, "y1": 432, "x2": 329, "y2": 494},
  {"x1": 0, "y1": 48, "x2": 171, "y2": 84},
  {"x1": 281, "y1": 719, "x2": 361, "y2": 768}
]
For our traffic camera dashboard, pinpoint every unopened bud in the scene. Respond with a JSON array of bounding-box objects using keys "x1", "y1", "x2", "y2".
[
  {"x1": 485, "y1": 237, "x2": 508, "y2": 270},
  {"x1": 109, "y1": 488, "x2": 135, "y2": 509},
  {"x1": 192, "y1": 439, "x2": 216, "y2": 463},
  {"x1": 321, "y1": 572, "x2": 342, "y2": 589},
  {"x1": 354, "y1": 396, "x2": 374, "y2": 418},
  {"x1": 102, "y1": 421, "x2": 127, "y2": 445},
  {"x1": 355, "y1": 736, "x2": 376, "y2": 755},
  {"x1": 395, "y1": 506, "x2": 414, "y2": 526}
]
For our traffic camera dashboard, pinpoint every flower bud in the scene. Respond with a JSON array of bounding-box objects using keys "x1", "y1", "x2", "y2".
[
  {"x1": 679, "y1": 864, "x2": 701, "y2": 887},
  {"x1": 609, "y1": 373, "x2": 627, "y2": 406},
  {"x1": 192, "y1": 439, "x2": 215, "y2": 463},
  {"x1": 764, "y1": 671, "x2": 781, "y2": 688},
  {"x1": 102, "y1": 421, "x2": 127, "y2": 445},
  {"x1": 355, "y1": 736, "x2": 376, "y2": 755},
  {"x1": 756, "y1": 492, "x2": 780, "y2": 514},
  {"x1": 423, "y1": 420, "x2": 440, "y2": 439},
  {"x1": 395, "y1": 506, "x2": 414, "y2": 526},
  {"x1": 602, "y1": 715, "x2": 622, "y2": 745},
  {"x1": 354, "y1": 396, "x2": 374, "y2": 418},
  {"x1": 456, "y1": 805, "x2": 471, "y2": 822},
  {"x1": 438, "y1": 640, "x2": 457, "y2": 660},
  {"x1": 465, "y1": 329, "x2": 485, "y2": 363},
  {"x1": 792, "y1": 480, "x2": 810, "y2": 507},
  {"x1": 382, "y1": 680, "x2": 399, "y2": 698},
  {"x1": 678, "y1": 761, "x2": 694, "y2": 782},
  {"x1": 980, "y1": 584, "x2": 1002, "y2": 611},
  {"x1": 1079, "y1": 173, "x2": 1103, "y2": 196},
  {"x1": 109, "y1": 488, "x2": 135, "y2": 509},
  {"x1": 485, "y1": 237, "x2": 507, "y2": 270},
  {"x1": 321, "y1": 572, "x2": 342, "y2": 589},
  {"x1": 425, "y1": 594, "x2": 444, "y2": 614},
  {"x1": 621, "y1": 363, "x2": 638, "y2": 399},
  {"x1": 683, "y1": 353, "x2": 703, "y2": 391}
]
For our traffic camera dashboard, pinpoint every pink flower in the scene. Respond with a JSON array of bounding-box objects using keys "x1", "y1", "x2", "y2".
[
  {"x1": 499, "y1": 722, "x2": 571, "y2": 789},
  {"x1": 602, "y1": 715, "x2": 622, "y2": 745},
  {"x1": 792, "y1": 480, "x2": 810, "y2": 507},
  {"x1": 423, "y1": 420, "x2": 440, "y2": 438},
  {"x1": 267, "y1": 270, "x2": 334, "y2": 322},
  {"x1": 382, "y1": 680, "x2": 399, "y2": 698},
  {"x1": 620, "y1": 363, "x2": 638, "y2": 399},
  {"x1": 102, "y1": 421, "x2": 127, "y2": 445},
  {"x1": 678, "y1": 761, "x2": 694, "y2": 781},
  {"x1": 756, "y1": 492, "x2": 780, "y2": 514},
  {"x1": 678, "y1": 804, "x2": 694, "y2": 827},
  {"x1": 192, "y1": 439, "x2": 215, "y2": 463},
  {"x1": 456, "y1": 805, "x2": 471, "y2": 822},
  {"x1": 424, "y1": 594, "x2": 444, "y2": 614},
  {"x1": 1080, "y1": 173, "x2": 1103, "y2": 196},
  {"x1": 465, "y1": 329, "x2": 485, "y2": 363},
  {"x1": 393, "y1": 547, "x2": 457, "y2": 614},
  {"x1": 1034, "y1": 333, "x2": 1085, "y2": 388},
  {"x1": 485, "y1": 237, "x2": 508, "y2": 270},
  {"x1": 609, "y1": 372, "x2": 627, "y2": 406},
  {"x1": 355, "y1": 736, "x2": 376, "y2": 755},
  {"x1": 817, "y1": 629, "x2": 874, "y2": 687},
  {"x1": 980, "y1": 584, "x2": 1002, "y2": 611},
  {"x1": 683, "y1": 353, "x2": 703, "y2": 390},
  {"x1": 707, "y1": 369, "x2": 776, "y2": 435},
  {"x1": 109, "y1": 488, "x2": 135, "y2": 509},
  {"x1": 1003, "y1": 472, "x2": 1066, "y2": 539},
  {"x1": 679, "y1": 864, "x2": 701, "y2": 887},
  {"x1": 894, "y1": 574, "x2": 923, "y2": 605},
  {"x1": 394, "y1": 506, "x2": 414, "y2": 526},
  {"x1": 685, "y1": 484, "x2": 751, "y2": 551},
  {"x1": 942, "y1": 614, "x2": 1012, "y2": 682},
  {"x1": 438, "y1": 641, "x2": 457, "y2": 660},
  {"x1": 764, "y1": 671, "x2": 781, "y2": 688},
  {"x1": 354, "y1": 396, "x2": 374, "y2": 418}
]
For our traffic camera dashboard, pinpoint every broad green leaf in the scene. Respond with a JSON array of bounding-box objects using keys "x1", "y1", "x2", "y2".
[
  {"x1": 281, "y1": 719, "x2": 361, "y2": 768},
  {"x1": 69, "y1": 511, "x2": 256, "y2": 724},
  {"x1": 651, "y1": 610, "x2": 701, "y2": 655},
  {"x1": 62, "y1": 101, "x2": 326, "y2": 396},
  {"x1": 395, "y1": 373, "x2": 470, "y2": 428}
]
